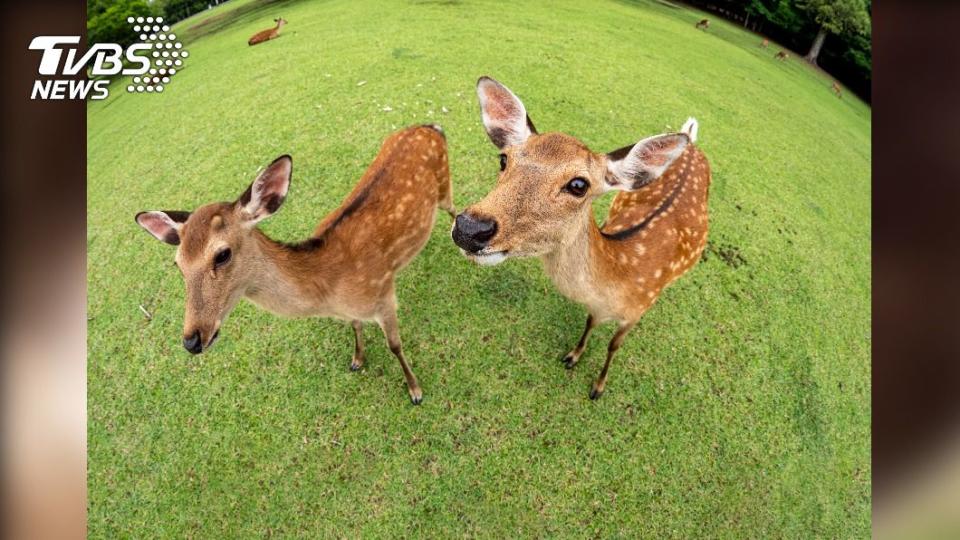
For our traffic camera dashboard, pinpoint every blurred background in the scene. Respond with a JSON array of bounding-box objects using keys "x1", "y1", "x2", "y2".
[
  {"x1": 872, "y1": 2, "x2": 960, "y2": 538},
  {"x1": 1, "y1": 1, "x2": 85, "y2": 539}
]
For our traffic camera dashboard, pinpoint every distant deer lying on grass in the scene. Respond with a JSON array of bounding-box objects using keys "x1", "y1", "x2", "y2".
[
  {"x1": 774, "y1": 50, "x2": 789, "y2": 61},
  {"x1": 453, "y1": 77, "x2": 711, "y2": 399},
  {"x1": 695, "y1": 18, "x2": 710, "y2": 30},
  {"x1": 136, "y1": 125, "x2": 454, "y2": 404},
  {"x1": 248, "y1": 17, "x2": 287, "y2": 46}
]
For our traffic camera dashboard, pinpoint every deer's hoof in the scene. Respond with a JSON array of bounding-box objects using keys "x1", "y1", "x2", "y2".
[
  {"x1": 562, "y1": 354, "x2": 578, "y2": 369},
  {"x1": 589, "y1": 387, "x2": 604, "y2": 400},
  {"x1": 409, "y1": 388, "x2": 423, "y2": 405},
  {"x1": 349, "y1": 359, "x2": 363, "y2": 371}
]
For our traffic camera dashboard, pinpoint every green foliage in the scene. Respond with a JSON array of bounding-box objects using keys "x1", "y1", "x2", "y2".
[
  {"x1": 87, "y1": 0, "x2": 156, "y2": 49},
  {"x1": 746, "y1": 0, "x2": 805, "y2": 33},
  {"x1": 799, "y1": 0, "x2": 871, "y2": 36},
  {"x1": 687, "y1": 0, "x2": 871, "y2": 100},
  {"x1": 842, "y1": 32, "x2": 872, "y2": 72},
  {"x1": 162, "y1": 0, "x2": 215, "y2": 25},
  {"x1": 88, "y1": 0, "x2": 871, "y2": 536}
]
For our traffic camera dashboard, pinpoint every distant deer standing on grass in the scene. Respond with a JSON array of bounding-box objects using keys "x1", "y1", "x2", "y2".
[
  {"x1": 452, "y1": 77, "x2": 711, "y2": 399},
  {"x1": 832, "y1": 81, "x2": 842, "y2": 98},
  {"x1": 248, "y1": 17, "x2": 287, "y2": 46},
  {"x1": 761, "y1": 38, "x2": 769, "y2": 48},
  {"x1": 136, "y1": 125, "x2": 454, "y2": 404},
  {"x1": 774, "y1": 50, "x2": 789, "y2": 61},
  {"x1": 695, "y1": 18, "x2": 710, "y2": 30}
]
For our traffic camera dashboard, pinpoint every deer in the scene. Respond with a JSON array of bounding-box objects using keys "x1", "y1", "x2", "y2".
[
  {"x1": 832, "y1": 81, "x2": 842, "y2": 98},
  {"x1": 695, "y1": 18, "x2": 710, "y2": 30},
  {"x1": 760, "y1": 38, "x2": 769, "y2": 48},
  {"x1": 452, "y1": 77, "x2": 711, "y2": 400},
  {"x1": 774, "y1": 50, "x2": 789, "y2": 61},
  {"x1": 248, "y1": 17, "x2": 287, "y2": 46},
  {"x1": 135, "y1": 124, "x2": 454, "y2": 404}
]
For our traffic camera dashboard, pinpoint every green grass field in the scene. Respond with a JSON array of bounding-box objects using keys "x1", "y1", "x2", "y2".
[{"x1": 87, "y1": 0, "x2": 871, "y2": 536}]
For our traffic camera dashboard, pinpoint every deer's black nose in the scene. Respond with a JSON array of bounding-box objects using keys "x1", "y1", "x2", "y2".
[
  {"x1": 452, "y1": 213, "x2": 498, "y2": 253},
  {"x1": 183, "y1": 330, "x2": 203, "y2": 354}
]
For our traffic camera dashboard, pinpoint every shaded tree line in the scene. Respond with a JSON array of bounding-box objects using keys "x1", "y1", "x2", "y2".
[
  {"x1": 684, "y1": 0, "x2": 872, "y2": 102},
  {"x1": 162, "y1": 0, "x2": 230, "y2": 25},
  {"x1": 87, "y1": 0, "x2": 231, "y2": 48},
  {"x1": 87, "y1": 0, "x2": 157, "y2": 49}
]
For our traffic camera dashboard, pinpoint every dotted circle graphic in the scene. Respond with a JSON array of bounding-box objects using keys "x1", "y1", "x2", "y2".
[{"x1": 125, "y1": 16, "x2": 188, "y2": 94}]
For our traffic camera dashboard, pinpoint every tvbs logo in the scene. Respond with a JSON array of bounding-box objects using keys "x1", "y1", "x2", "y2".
[{"x1": 30, "y1": 16, "x2": 188, "y2": 100}]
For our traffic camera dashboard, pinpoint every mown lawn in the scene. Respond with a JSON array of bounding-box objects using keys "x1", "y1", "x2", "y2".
[{"x1": 87, "y1": 0, "x2": 871, "y2": 536}]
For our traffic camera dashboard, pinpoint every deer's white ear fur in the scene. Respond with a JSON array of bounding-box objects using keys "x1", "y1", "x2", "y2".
[
  {"x1": 238, "y1": 155, "x2": 292, "y2": 224},
  {"x1": 135, "y1": 210, "x2": 189, "y2": 246},
  {"x1": 681, "y1": 117, "x2": 698, "y2": 143},
  {"x1": 477, "y1": 76, "x2": 536, "y2": 149},
  {"x1": 605, "y1": 130, "x2": 691, "y2": 192}
]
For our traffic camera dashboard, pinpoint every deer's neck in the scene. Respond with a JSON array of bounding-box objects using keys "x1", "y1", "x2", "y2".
[
  {"x1": 540, "y1": 211, "x2": 614, "y2": 312},
  {"x1": 243, "y1": 230, "x2": 332, "y2": 317}
]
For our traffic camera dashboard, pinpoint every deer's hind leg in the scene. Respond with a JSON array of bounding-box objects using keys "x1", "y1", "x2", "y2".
[
  {"x1": 437, "y1": 175, "x2": 456, "y2": 219},
  {"x1": 376, "y1": 290, "x2": 423, "y2": 405},
  {"x1": 439, "y1": 192, "x2": 456, "y2": 219},
  {"x1": 349, "y1": 320, "x2": 365, "y2": 371}
]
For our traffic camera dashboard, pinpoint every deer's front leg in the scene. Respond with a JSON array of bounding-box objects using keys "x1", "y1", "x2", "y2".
[
  {"x1": 376, "y1": 303, "x2": 423, "y2": 405},
  {"x1": 562, "y1": 314, "x2": 596, "y2": 369},
  {"x1": 590, "y1": 322, "x2": 635, "y2": 400},
  {"x1": 349, "y1": 320, "x2": 365, "y2": 371}
]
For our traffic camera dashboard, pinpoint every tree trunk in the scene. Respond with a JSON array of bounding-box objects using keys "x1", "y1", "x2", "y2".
[{"x1": 804, "y1": 26, "x2": 828, "y2": 64}]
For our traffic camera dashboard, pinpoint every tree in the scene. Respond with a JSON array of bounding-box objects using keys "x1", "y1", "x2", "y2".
[
  {"x1": 746, "y1": 0, "x2": 805, "y2": 33},
  {"x1": 162, "y1": 0, "x2": 214, "y2": 25},
  {"x1": 798, "y1": 0, "x2": 871, "y2": 65},
  {"x1": 87, "y1": 0, "x2": 156, "y2": 49},
  {"x1": 685, "y1": 0, "x2": 872, "y2": 101}
]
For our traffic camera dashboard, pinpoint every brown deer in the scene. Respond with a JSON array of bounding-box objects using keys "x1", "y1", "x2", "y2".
[
  {"x1": 832, "y1": 81, "x2": 842, "y2": 98},
  {"x1": 774, "y1": 50, "x2": 789, "y2": 61},
  {"x1": 248, "y1": 17, "x2": 287, "y2": 46},
  {"x1": 452, "y1": 77, "x2": 710, "y2": 399},
  {"x1": 695, "y1": 18, "x2": 710, "y2": 30},
  {"x1": 761, "y1": 38, "x2": 769, "y2": 48},
  {"x1": 135, "y1": 125, "x2": 453, "y2": 404}
]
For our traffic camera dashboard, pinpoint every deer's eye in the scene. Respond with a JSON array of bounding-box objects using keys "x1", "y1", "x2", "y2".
[
  {"x1": 499, "y1": 153, "x2": 507, "y2": 171},
  {"x1": 564, "y1": 177, "x2": 590, "y2": 197},
  {"x1": 213, "y1": 248, "x2": 232, "y2": 268}
]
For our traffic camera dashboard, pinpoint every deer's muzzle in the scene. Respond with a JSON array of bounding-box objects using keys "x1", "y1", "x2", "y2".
[{"x1": 452, "y1": 212, "x2": 498, "y2": 254}]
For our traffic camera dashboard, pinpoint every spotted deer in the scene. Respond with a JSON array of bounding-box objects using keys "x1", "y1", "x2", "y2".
[
  {"x1": 832, "y1": 81, "x2": 842, "y2": 98},
  {"x1": 136, "y1": 125, "x2": 453, "y2": 404},
  {"x1": 248, "y1": 17, "x2": 287, "y2": 46},
  {"x1": 695, "y1": 18, "x2": 710, "y2": 30},
  {"x1": 452, "y1": 77, "x2": 711, "y2": 399}
]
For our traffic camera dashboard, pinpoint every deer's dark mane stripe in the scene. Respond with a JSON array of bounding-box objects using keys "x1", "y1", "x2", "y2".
[
  {"x1": 601, "y1": 173, "x2": 686, "y2": 241},
  {"x1": 278, "y1": 167, "x2": 387, "y2": 253}
]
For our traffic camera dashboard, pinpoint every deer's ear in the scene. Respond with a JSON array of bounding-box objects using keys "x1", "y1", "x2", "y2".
[
  {"x1": 135, "y1": 210, "x2": 190, "y2": 246},
  {"x1": 604, "y1": 125, "x2": 694, "y2": 191},
  {"x1": 237, "y1": 155, "x2": 292, "y2": 224},
  {"x1": 476, "y1": 76, "x2": 537, "y2": 149}
]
